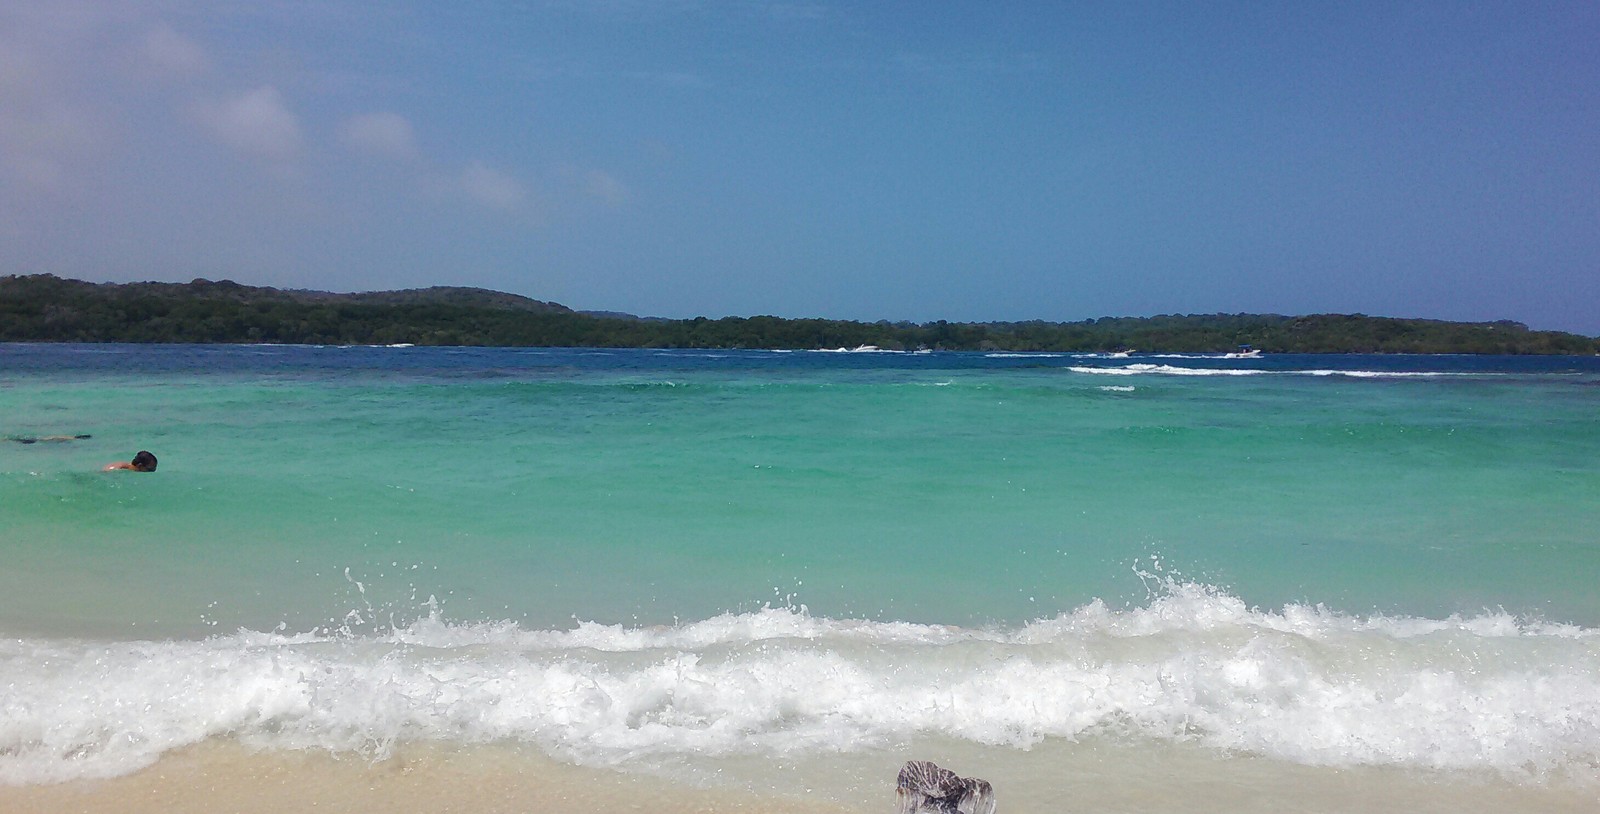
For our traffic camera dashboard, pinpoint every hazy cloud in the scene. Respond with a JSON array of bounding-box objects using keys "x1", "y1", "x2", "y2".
[
  {"x1": 894, "y1": 50, "x2": 1050, "y2": 79},
  {"x1": 5, "y1": 150, "x2": 69, "y2": 193},
  {"x1": 0, "y1": 92, "x2": 97, "y2": 193},
  {"x1": 457, "y1": 161, "x2": 526, "y2": 209},
  {"x1": 583, "y1": 169, "x2": 629, "y2": 206},
  {"x1": 0, "y1": 41, "x2": 103, "y2": 194},
  {"x1": 138, "y1": 23, "x2": 207, "y2": 80},
  {"x1": 557, "y1": 166, "x2": 630, "y2": 207},
  {"x1": 765, "y1": 2, "x2": 830, "y2": 22},
  {"x1": 338, "y1": 111, "x2": 420, "y2": 161},
  {"x1": 199, "y1": 86, "x2": 302, "y2": 162}
]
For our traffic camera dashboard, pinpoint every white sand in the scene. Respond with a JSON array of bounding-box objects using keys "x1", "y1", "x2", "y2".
[
  {"x1": 3, "y1": 737, "x2": 1595, "y2": 814},
  {"x1": 0, "y1": 742, "x2": 866, "y2": 814}
]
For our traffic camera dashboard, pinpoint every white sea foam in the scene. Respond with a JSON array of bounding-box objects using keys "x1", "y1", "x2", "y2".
[
  {"x1": 1069, "y1": 364, "x2": 1266, "y2": 376},
  {"x1": 1302, "y1": 369, "x2": 1487, "y2": 378},
  {"x1": 1069, "y1": 364, "x2": 1496, "y2": 379},
  {"x1": 3, "y1": 586, "x2": 1599, "y2": 786}
]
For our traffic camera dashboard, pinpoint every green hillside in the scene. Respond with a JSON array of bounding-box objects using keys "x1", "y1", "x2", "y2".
[{"x1": 3, "y1": 274, "x2": 1595, "y2": 354}]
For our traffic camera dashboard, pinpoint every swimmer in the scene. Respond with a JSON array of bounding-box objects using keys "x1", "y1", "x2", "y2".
[
  {"x1": 104, "y1": 451, "x2": 158, "y2": 472},
  {"x1": 5, "y1": 434, "x2": 92, "y2": 444}
]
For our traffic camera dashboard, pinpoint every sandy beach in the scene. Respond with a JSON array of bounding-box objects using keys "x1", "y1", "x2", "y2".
[
  {"x1": 3, "y1": 737, "x2": 1596, "y2": 814},
  {"x1": 0, "y1": 742, "x2": 865, "y2": 814}
]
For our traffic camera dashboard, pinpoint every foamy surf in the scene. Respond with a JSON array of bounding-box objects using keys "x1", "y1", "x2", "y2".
[
  {"x1": 4, "y1": 582, "x2": 1599, "y2": 787},
  {"x1": 1068, "y1": 363, "x2": 1501, "y2": 378},
  {"x1": 1069, "y1": 364, "x2": 1266, "y2": 376},
  {"x1": 1302, "y1": 369, "x2": 1489, "y2": 378}
]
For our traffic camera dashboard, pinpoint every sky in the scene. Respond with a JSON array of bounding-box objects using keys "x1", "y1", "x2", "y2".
[{"x1": 2, "y1": 1, "x2": 1597, "y2": 334}]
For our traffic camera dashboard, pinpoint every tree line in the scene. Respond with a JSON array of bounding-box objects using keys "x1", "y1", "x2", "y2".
[{"x1": 3, "y1": 274, "x2": 1596, "y2": 354}]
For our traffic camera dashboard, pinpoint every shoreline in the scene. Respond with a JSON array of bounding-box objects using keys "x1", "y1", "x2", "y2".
[
  {"x1": 3, "y1": 737, "x2": 1596, "y2": 814},
  {"x1": 0, "y1": 741, "x2": 866, "y2": 814}
]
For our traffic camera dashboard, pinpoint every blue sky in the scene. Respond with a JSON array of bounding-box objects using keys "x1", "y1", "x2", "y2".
[{"x1": 3, "y1": 2, "x2": 1597, "y2": 333}]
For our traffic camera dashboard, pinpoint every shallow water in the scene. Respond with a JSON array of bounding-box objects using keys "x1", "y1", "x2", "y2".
[{"x1": 2, "y1": 344, "x2": 1599, "y2": 802}]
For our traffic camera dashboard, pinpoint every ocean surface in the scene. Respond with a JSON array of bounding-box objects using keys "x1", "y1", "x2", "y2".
[{"x1": 3, "y1": 343, "x2": 1599, "y2": 805}]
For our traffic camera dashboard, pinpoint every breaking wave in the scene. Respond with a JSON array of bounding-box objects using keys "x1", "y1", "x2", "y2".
[{"x1": 4, "y1": 580, "x2": 1599, "y2": 785}]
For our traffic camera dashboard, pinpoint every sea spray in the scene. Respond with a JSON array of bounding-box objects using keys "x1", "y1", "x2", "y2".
[{"x1": 4, "y1": 583, "x2": 1600, "y2": 786}]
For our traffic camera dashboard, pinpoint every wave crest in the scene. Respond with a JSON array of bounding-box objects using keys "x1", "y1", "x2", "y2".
[{"x1": 3, "y1": 585, "x2": 1599, "y2": 785}]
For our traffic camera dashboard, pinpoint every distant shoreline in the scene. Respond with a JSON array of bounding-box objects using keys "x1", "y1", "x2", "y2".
[{"x1": 4, "y1": 274, "x2": 1596, "y2": 355}]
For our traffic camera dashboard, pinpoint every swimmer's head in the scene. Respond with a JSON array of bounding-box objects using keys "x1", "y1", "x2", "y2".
[{"x1": 131, "y1": 451, "x2": 158, "y2": 472}]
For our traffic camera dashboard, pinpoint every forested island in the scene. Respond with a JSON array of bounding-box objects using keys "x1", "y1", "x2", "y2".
[{"x1": 2, "y1": 274, "x2": 1596, "y2": 354}]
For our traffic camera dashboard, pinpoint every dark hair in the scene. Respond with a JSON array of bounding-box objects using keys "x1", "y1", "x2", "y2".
[{"x1": 131, "y1": 451, "x2": 158, "y2": 472}]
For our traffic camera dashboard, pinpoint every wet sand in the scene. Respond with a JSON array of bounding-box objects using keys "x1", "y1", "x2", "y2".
[
  {"x1": 0, "y1": 742, "x2": 866, "y2": 814},
  {"x1": 3, "y1": 738, "x2": 1596, "y2": 814}
]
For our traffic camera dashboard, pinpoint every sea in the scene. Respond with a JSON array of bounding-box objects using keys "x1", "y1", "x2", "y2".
[{"x1": 2, "y1": 343, "x2": 1599, "y2": 811}]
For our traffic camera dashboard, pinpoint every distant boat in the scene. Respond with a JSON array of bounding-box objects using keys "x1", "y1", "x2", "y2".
[
  {"x1": 1108, "y1": 349, "x2": 1136, "y2": 358},
  {"x1": 1223, "y1": 345, "x2": 1262, "y2": 359}
]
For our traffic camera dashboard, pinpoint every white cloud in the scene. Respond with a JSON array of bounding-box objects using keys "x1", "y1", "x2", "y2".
[
  {"x1": 558, "y1": 166, "x2": 629, "y2": 207},
  {"x1": 199, "y1": 86, "x2": 302, "y2": 162},
  {"x1": 0, "y1": 2, "x2": 110, "y2": 193},
  {"x1": 338, "y1": 111, "x2": 419, "y2": 161},
  {"x1": 0, "y1": 89, "x2": 97, "y2": 193},
  {"x1": 138, "y1": 23, "x2": 206, "y2": 80},
  {"x1": 584, "y1": 169, "x2": 629, "y2": 206},
  {"x1": 457, "y1": 161, "x2": 526, "y2": 209}
]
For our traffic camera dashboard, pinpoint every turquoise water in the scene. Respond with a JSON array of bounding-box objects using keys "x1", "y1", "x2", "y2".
[
  {"x1": 6, "y1": 345, "x2": 1597, "y2": 636},
  {"x1": 3, "y1": 344, "x2": 1600, "y2": 788}
]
